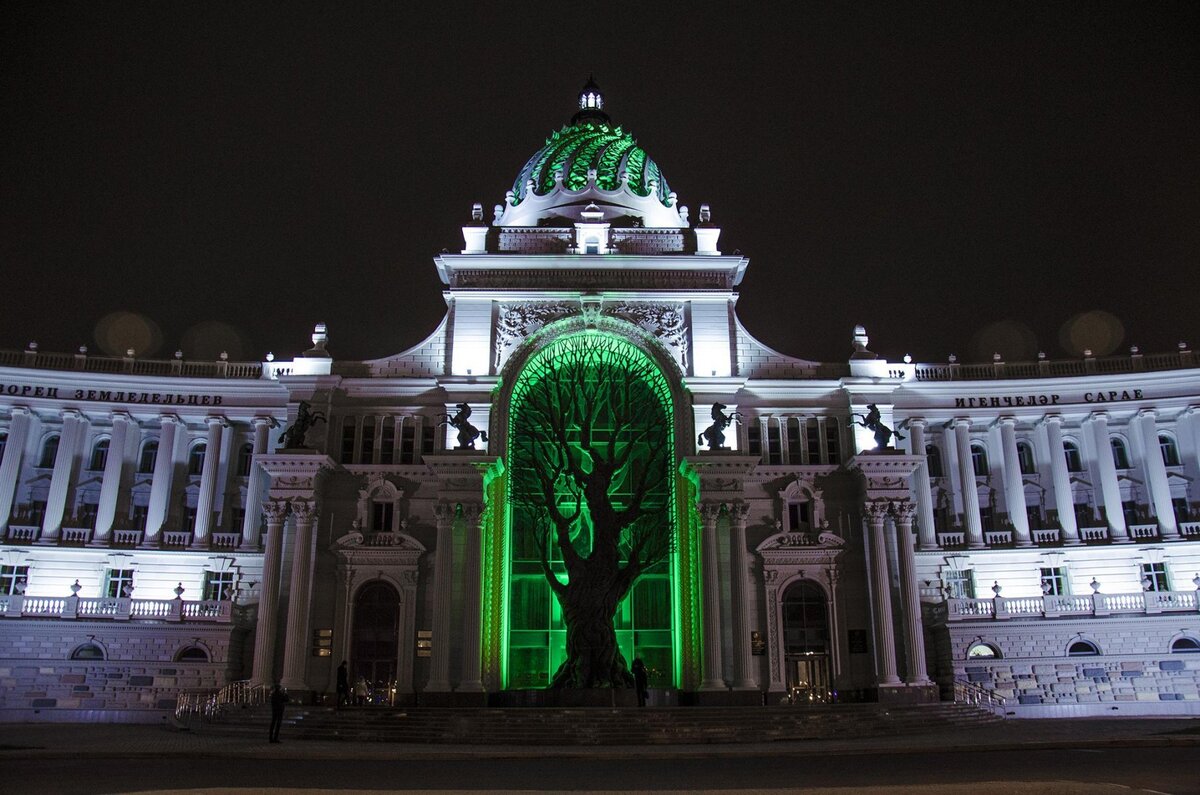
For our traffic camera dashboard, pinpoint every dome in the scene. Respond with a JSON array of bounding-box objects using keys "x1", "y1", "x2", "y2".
[{"x1": 494, "y1": 80, "x2": 688, "y2": 230}]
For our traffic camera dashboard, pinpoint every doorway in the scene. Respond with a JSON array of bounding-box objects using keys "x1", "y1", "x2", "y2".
[
  {"x1": 781, "y1": 579, "x2": 832, "y2": 703},
  {"x1": 351, "y1": 580, "x2": 400, "y2": 705}
]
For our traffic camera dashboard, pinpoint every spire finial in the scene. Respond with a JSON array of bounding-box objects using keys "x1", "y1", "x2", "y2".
[{"x1": 572, "y1": 76, "x2": 609, "y2": 124}]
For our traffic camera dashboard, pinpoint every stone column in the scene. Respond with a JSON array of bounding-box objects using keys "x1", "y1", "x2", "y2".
[
  {"x1": 951, "y1": 419, "x2": 985, "y2": 548},
  {"x1": 698, "y1": 502, "x2": 726, "y2": 690},
  {"x1": 280, "y1": 499, "x2": 319, "y2": 691},
  {"x1": 144, "y1": 414, "x2": 181, "y2": 543},
  {"x1": 1137, "y1": 409, "x2": 1179, "y2": 539},
  {"x1": 42, "y1": 410, "x2": 87, "y2": 541},
  {"x1": 778, "y1": 417, "x2": 790, "y2": 464},
  {"x1": 757, "y1": 416, "x2": 769, "y2": 463},
  {"x1": 0, "y1": 407, "x2": 32, "y2": 534},
  {"x1": 1042, "y1": 415, "x2": 1081, "y2": 544},
  {"x1": 192, "y1": 416, "x2": 225, "y2": 546},
  {"x1": 412, "y1": 415, "x2": 426, "y2": 462},
  {"x1": 997, "y1": 417, "x2": 1032, "y2": 546},
  {"x1": 94, "y1": 412, "x2": 133, "y2": 542},
  {"x1": 866, "y1": 502, "x2": 900, "y2": 684},
  {"x1": 458, "y1": 503, "x2": 485, "y2": 692},
  {"x1": 424, "y1": 501, "x2": 456, "y2": 692},
  {"x1": 894, "y1": 502, "x2": 931, "y2": 685},
  {"x1": 1089, "y1": 411, "x2": 1129, "y2": 542},
  {"x1": 251, "y1": 500, "x2": 289, "y2": 685},
  {"x1": 906, "y1": 419, "x2": 938, "y2": 549},
  {"x1": 240, "y1": 418, "x2": 273, "y2": 548},
  {"x1": 392, "y1": 415, "x2": 405, "y2": 463},
  {"x1": 727, "y1": 502, "x2": 756, "y2": 690}
]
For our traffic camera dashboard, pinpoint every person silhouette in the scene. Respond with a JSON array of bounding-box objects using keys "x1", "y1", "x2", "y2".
[
  {"x1": 631, "y1": 658, "x2": 649, "y2": 708},
  {"x1": 268, "y1": 683, "x2": 288, "y2": 743},
  {"x1": 336, "y1": 661, "x2": 350, "y2": 708}
]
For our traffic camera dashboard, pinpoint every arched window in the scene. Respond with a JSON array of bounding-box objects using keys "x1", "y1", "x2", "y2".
[
  {"x1": 1016, "y1": 441, "x2": 1036, "y2": 475},
  {"x1": 70, "y1": 643, "x2": 105, "y2": 660},
  {"x1": 1063, "y1": 440, "x2": 1083, "y2": 472},
  {"x1": 781, "y1": 580, "x2": 829, "y2": 655},
  {"x1": 1171, "y1": 637, "x2": 1200, "y2": 653},
  {"x1": 236, "y1": 443, "x2": 254, "y2": 477},
  {"x1": 138, "y1": 440, "x2": 158, "y2": 474},
  {"x1": 1110, "y1": 438, "x2": 1130, "y2": 470},
  {"x1": 175, "y1": 646, "x2": 210, "y2": 662},
  {"x1": 89, "y1": 439, "x2": 110, "y2": 471},
  {"x1": 1159, "y1": 434, "x2": 1181, "y2": 467},
  {"x1": 188, "y1": 443, "x2": 206, "y2": 476},
  {"x1": 970, "y1": 443, "x2": 989, "y2": 477},
  {"x1": 1068, "y1": 640, "x2": 1100, "y2": 657},
  {"x1": 925, "y1": 445, "x2": 943, "y2": 478},
  {"x1": 967, "y1": 642, "x2": 1000, "y2": 659},
  {"x1": 38, "y1": 435, "x2": 60, "y2": 468}
]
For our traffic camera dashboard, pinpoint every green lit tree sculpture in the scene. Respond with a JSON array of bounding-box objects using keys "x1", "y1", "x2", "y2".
[{"x1": 510, "y1": 332, "x2": 674, "y2": 689}]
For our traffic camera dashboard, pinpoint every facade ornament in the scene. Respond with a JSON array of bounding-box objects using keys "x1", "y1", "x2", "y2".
[
  {"x1": 263, "y1": 500, "x2": 291, "y2": 523},
  {"x1": 290, "y1": 499, "x2": 318, "y2": 522},
  {"x1": 277, "y1": 401, "x2": 327, "y2": 451},
  {"x1": 438, "y1": 403, "x2": 487, "y2": 450},
  {"x1": 494, "y1": 302, "x2": 574, "y2": 369},
  {"x1": 608, "y1": 302, "x2": 688, "y2": 370},
  {"x1": 851, "y1": 404, "x2": 904, "y2": 451},
  {"x1": 698, "y1": 402, "x2": 742, "y2": 450}
]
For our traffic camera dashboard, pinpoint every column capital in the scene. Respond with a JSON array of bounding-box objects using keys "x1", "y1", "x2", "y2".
[
  {"x1": 434, "y1": 501, "x2": 457, "y2": 525},
  {"x1": 6, "y1": 405, "x2": 32, "y2": 419},
  {"x1": 60, "y1": 408, "x2": 84, "y2": 422},
  {"x1": 1086, "y1": 410, "x2": 1110, "y2": 424},
  {"x1": 109, "y1": 410, "x2": 134, "y2": 425},
  {"x1": 263, "y1": 500, "x2": 291, "y2": 523},
  {"x1": 1136, "y1": 407, "x2": 1158, "y2": 421},
  {"x1": 252, "y1": 415, "x2": 278, "y2": 429},
  {"x1": 948, "y1": 417, "x2": 972, "y2": 430},
  {"x1": 907, "y1": 416, "x2": 928, "y2": 430},
  {"x1": 994, "y1": 415, "x2": 1018, "y2": 429},
  {"x1": 864, "y1": 499, "x2": 891, "y2": 522},
  {"x1": 1038, "y1": 413, "x2": 1065, "y2": 428},
  {"x1": 723, "y1": 501, "x2": 750, "y2": 526},
  {"x1": 698, "y1": 502, "x2": 722, "y2": 524},
  {"x1": 291, "y1": 499, "x2": 318, "y2": 522},
  {"x1": 158, "y1": 413, "x2": 183, "y2": 427},
  {"x1": 1183, "y1": 404, "x2": 1200, "y2": 419},
  {"x1": 204, "y1": 414, "x2": 229, "y2": 428},
  {"x1": 891, "y1": 499, "x2": 917, "y2": 523}
]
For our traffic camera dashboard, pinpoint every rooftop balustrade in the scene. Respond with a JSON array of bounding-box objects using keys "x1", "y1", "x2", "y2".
[
  {"x1": 0, "y1": 593, "x2": 233, "y2": 623},
  {"x1": 946, "y1": 589, "x2": 1200, "y2": 621}
]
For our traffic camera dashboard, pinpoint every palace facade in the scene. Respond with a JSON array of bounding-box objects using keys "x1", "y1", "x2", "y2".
[{"x1": 2, "y1": 83, "x2": 1198, "y2": 721}]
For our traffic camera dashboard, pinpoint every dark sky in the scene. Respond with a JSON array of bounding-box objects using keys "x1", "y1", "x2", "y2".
[{"x1": 2, "y1": 2, "x2": 1197, "y2": 366}]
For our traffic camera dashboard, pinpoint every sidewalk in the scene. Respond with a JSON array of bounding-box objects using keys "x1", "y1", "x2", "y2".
[{"x1": 0, "y1": 716, "x2": 1197, "y2": 761}]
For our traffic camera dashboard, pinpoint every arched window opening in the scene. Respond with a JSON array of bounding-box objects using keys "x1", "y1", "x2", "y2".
[
  {"x1": 71, "y1": 643, "x2": 105, "y2": 661},
  {"x1": 352, "y1": 581, "x2": 400, "y2": 705},
  {"x1": 1110, "y1": 438, "x2": 1130, "y2": 470},
  {"x1": 925, "y1": 445, "x2": 943, "y2": 478},
  {"x1": 1016, "y1": 441, "x2": 1036, "y2": 475},
  {"x1": 188, "y1": 443, "x2": 207, "y2": 476},
  {"x1": 967, "y1": 642, "x2": 1000, "y2": 659},
  {"x1": 1063, "y1": 440, "x2": 1083, "y2": 473},
  {"x1": 89, "y1": 439, "x2": 110, "y2": 471},
  {"x1": 1159, "y1": 434, "x2": 1181, "y2": 467},
  {"x1": 237, "y1": 443, "x2": 254, "y2": 477},
  {"x1": 781, "y1": 580, "x2": 829, "y2": 655},
  {"x1": 38, "y1": 435, "x2": 60, "y2": 468},
  {"x1": 970, "y1": 443, "x2": 988, "y2": 477},
  {"x1": 138, "y1": 441, "x2": 158, "y2": 474},
  {"x1": 1068, "y1": 640, "x2": 1100, "y2": 657},
  {"x1": 1171, "y1": 637, "x2": 1200, "y2": 653},
  {"x1": 175, "y1": 646, "x2": 210, "y2": 662}
]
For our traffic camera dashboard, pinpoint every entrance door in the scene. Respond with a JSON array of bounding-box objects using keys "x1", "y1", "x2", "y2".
[
  {"x1": 351, "y1": 581, "x2": 400, "y2": 705},
  {"x1": 785, "y1": 655, "x2": 831, "y2": 703},
  {"x1": 781, "y1": 580, "x2": 832, "y2": 703}
]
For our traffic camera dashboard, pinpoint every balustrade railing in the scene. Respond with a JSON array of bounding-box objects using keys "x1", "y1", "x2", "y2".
[
  {"x1": 1079, "y1": 526, "x2": 1109, "y2": 542},
  {"x1": 953, "y1": 678, "x2": 1007, "y2": 716},
  {"x1": 1180, "y1": 522, "x2": 1200, "y2": 538},
  {"x1": 1031, "y1": 528, "x2": 1060, "y2": 544},
  {"x1": 983, "y1": 530, "x2": 1013, "y2": 545},
  {"x1": 948, "y1": 589, "x2": 1200, "y2": 621},
  {"x1": 2, "y1": 594, "x2": 232, "y2": 623},
  {"x1": 1128, "y1": 524, "x2": 1160, "y2": 540}
]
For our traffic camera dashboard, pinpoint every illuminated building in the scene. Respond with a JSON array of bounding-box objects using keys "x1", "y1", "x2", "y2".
[{"x1": 1, "y1": 81, "x2": 1198, "y2": 721}]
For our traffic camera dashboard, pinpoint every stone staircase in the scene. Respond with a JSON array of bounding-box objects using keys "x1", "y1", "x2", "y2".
[{"x1": 205, "y1": 702, "x2": 1002, "y2": 745}]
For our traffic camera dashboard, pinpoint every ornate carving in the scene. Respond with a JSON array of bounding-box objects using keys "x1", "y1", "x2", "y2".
[
  {"x1": 263, "y1": 501, "x2": 290, "y2": 523},
  {"x1": 608, "y1": 302, "x2": 688, "y2": 370},
  {"x1": 290, "y1": 499, "x2": 318, "y2": 522},
  {"x1": 890, "y1": 499, "x2": 917, "y2": 523},
  {"x1": 434, "y1": 502, "x2": 456, "y2": 525},
  {"x1": 698, "y1": 502, "x2": 722, "y2": 525},
  {"x1": 726, "y1": 501, "x2": 751, "y2": 526},
  {"x1": 494, "y1": 302, "x2": 575, "y2": 369},
  {"x1": 864, "y1": 499, "x2": 891, "y2": 522}
]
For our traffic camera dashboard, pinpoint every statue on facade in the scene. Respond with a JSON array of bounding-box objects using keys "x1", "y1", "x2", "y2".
[
  {"x1": 698, "y1": 402, "x2": 742, "y2": 450},
  {"x1": 277, "y1": 401, "x2": 327, "y2": 450},
  {"x1": 851, "y1": 404, "x2": 904, "y2": 450},
  {"x1": 439, "y1": 402, "x2": 488, "y2": 450}
]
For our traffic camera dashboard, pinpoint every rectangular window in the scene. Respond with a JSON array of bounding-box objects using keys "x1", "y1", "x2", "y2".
[
  {"x1": 766, "y1": 423, "x2": 782, "y2": 465},
  {"x1": 747, "y1": 423, "x2": 762, "y2": 460},
  {"x1": 1173, "y1": 498, "x2": 1191, "y2": 523},
  {"x1": 1025, "y1": 505, "x2": 1042, "y2": 531},
  {"x1": 131, "y1": 504, "x2": 149, "y2": 532},
  {"x1": 340, "y1": 417, "x2": 356, "y2": 464},
  {"x1": 106, "y1": 568, "x2": 135, "y2": 598},
  {"x1": 361, "y1": 416, "x2": 376, "y2": 464},
  {"x1": 380, "y1": 419, "x2": 395, "y2": 465},
  {"x1": 184, "y1": 505, "x2": 198, "y2": 531},
  {"x1": 1122, "y1": 500, "x2": 1140, "y2": 526},
  {"x1": 1141, "y1": 562, "x2": 1169, "y2": 592},
  {"x1": 806, "y1": 419, "x2": 821, "y2": 463},
  {"x1": 787, "y1": 502, "x2": 810, "y2": 532},
  {"x1": 786, "y1": 419, "x2": 803, "y2": 465},
  {"x1": 400, "y1": 425, "x2": 416, "y2": 464},
  {"x1": 0, "y1": 565, "x2": 29, "y2": 595},
  {"x1": 978, "y1": 505, "x2": 994, "y2": 533},
  {"x1": 824, "y1": 418, "x2": 841, "y2": 464},
  {"x1": 203, "y1": 570, "x2": 237, "y2": 601},
  {"x1": 421, "y1": 425, "x2": 435, "y2": 457},
  {"x1": 29, "y1": 500, "x2": 47, "y2": 526},
  {"x1": 943, "y1": 569, "x2": 975, "y2": 599},
  {"x1": 1040, "y1": 567, "x2": 1069, "y2": 596},
  {"x1": 372, "y1": 502, "x2": 394, "y2": 533}
]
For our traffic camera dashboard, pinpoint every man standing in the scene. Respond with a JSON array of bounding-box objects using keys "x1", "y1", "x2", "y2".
[
  {"x1": 268, "y1": 683, "x2": 288, "y2": 743},
  {"x1": 336, "y1": 661, "x2": 350, "y2": 708}
]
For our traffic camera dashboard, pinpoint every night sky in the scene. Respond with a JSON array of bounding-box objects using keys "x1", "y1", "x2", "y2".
[{"x1": 2, "y1": 3, "x2": 1197, "y2": 366}]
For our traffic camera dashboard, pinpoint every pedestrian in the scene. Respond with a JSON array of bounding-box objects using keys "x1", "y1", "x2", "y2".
[
  {"x1": 336, "y1": 660, "x2": 350, "y2": 708},
  {"x1": 354, "y1": 675, "x2": 369, "y2": 706},
  {"x1": 631, "y1": 658, "x2": 648, "y2": 707},
  {"x1": 268, "y1": 683, "x2": 288, "y2": 743}
]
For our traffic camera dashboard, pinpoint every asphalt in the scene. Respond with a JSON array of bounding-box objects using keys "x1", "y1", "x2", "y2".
[{"x1": 0, "y1": 714, "x2": 1198, "y2": 761}]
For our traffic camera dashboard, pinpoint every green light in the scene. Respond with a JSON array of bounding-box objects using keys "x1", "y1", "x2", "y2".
[{"x1": 512, "y1": 123, "x2": 672, "y2": 204}]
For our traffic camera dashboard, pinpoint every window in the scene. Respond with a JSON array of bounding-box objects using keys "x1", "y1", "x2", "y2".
[
  {"x1": 747, "y1": 423, "x2": 762, "y2": 459},
  {"x1": 1063, "y1": 440, "x2": 1083, "y2": 472},
  {"x1": 786, "y1": 501, "x2": 810, "y2": 532},
  {"x1": 967, "y1": 642, "x2": 1000, "y2": 659},
  {"x1": 77, "y1": 497, "x2": 98, "y2": 527},
  {"x1": 203, "y1": 570, "x2": 237, "y2": 601},
  {"x1": 766, "y1": 421, "x2": 782, "y2": 465},
  {"x1": 372, "y1": 501, "x2": 394, "y2": 533},
  {"x1": 131, "y1": 504, "x2": 149, "y2": 532},
  {"x1": 1068, "y1": 640, "x2": 1100, "y2": 657},
  {"x1": 978, "y1": 506, "x2": 994, "y2": 533},
  {"x1": 1159, "y1": 434, "x2": 1180, "y2": 467},
  {"x1": 806, "y1": 420, "x2": 821, "y2": 463},
  {"x1": 105, "y1": 568, "x2": 135, "y2": 598},
  {"x1": 943, "y1": 569, "x2": 975, "y2": 599},
  {"x1": 183, "y1": 505, "x2": 198, "y2": 531},
  {"x1": 925, "y1": 445, "x2": 943, "y2": 478},
  {"x1": 1040, "y1": 567, "x2": 1069, "y2": 596},
  {"x1": 970, "y1": 443, "x2": 988, "y2": 477},
  {"x1": 0, "y1": 565, "x2": 29, "y2": 595},
  {"x1": 361, "y1": 416, "x2": 376, "y2": 463},
  {"x1": 421, "y1": 425, "x2": 435, "y2": 456},
  {"x1": 399, "y1": 424, "x2": 417, "y2": 464},
  {"x1": 175, "y1": 646, "x2": 209, "y2": 662},
  {"x1": 1141, "y1": 562, "x2": 1169, "y2": 592},
  {"x1": 380, "y1": 420, "x2": 395, "y2": 465},
  {"x1": 28, "y1": 499, "x2": 47, "y2": 526},
  {"x1": 824, "y1": 418, "x2": 840, "y2": 464},
  {"x1": 1016, "y1": 441, "x2": 1036, "y2": 475},
  {"x1": 38, "y1": 435, "x2": 60, "y2": 468},
  {"x1": 1173, "y1": 498, "x2": 1191, "y2": 523},
  {"x1": 236, "y1": 443, "x2": 254, "y2": 477},
  {"x1": 138, "y1": 441, "x2": 158, "y2": 474},
  {"x1": 188, "y1": 443, "x2": 207, "y2": 476},
  {"x1": 0, "y1": 431, "x2": 6, "y2": 460},
  {"x1": 1110, "y1": 438, "x2": 1130, "y2": 470},
  {"x1": 340, "y1": 416, "x2": 356, "y2": 464},
  {"x1": 88, "y1": 439, "x2": 110, "y2": 471},
  {"x1": 71, "y1": 643, "x2": 105, "y2": 660},
  {"x1": 786, "y1": 419, "x2": 803, "y2": 465},
  {"x1": 1171, "y1": 637, "x2": 1200, "y2": 653}
]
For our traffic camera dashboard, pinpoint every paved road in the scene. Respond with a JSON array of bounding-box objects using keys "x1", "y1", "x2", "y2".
[{"x1": 4, "y1": 746, "x2": 1197, "y2": 794}]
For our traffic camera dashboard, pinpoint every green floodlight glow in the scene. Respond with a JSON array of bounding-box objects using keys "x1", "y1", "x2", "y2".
[{"x1": 494, "y1": 328, "x2": 699, "y2": 690}]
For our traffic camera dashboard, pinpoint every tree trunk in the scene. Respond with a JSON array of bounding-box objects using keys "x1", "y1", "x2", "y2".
[{"x1": 549, "y1": 567, "x2": 635, "y2": 689}]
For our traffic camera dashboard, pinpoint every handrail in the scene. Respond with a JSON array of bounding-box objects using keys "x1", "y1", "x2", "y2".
[
  {"x1": 953, "y1": 678, "x2": 1007, "y2": 716},
  {"x1": 175, "y1": 679, "x2": 269, "y2": 721}
]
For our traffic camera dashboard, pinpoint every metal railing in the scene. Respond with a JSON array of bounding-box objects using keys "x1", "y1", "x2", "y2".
[
  {"x1": 953, "y1": 678, "x2": 1007, "y2": 716},
  {"x1": 175, "y1": 679, "x2": 269, "y2": 721}
]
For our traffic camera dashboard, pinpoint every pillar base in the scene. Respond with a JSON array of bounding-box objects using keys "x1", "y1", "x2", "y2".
[
  {"x1": 698, "y1": 679, "x2": 728, "y2": 692},
  {"x1": 455, "y1": 681, "x2": 486, "y2": 693},
  {"x1": 878, "y1": 682, "x2": 939, "y2": 705}
]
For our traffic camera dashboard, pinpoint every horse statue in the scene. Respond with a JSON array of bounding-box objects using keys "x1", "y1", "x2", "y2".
[
  {"x1": 277, "y1": 402, "x2": 326, "y2": 450},
  {"x1": 851, "y1": 403, "x2": 904, "y2": 451},
  {"x1": 439, "y1": 402, "x2": 488, "y2": 450},
  {"x1": 698, "y1": 402, "x2": 742, "y2": 451}
]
